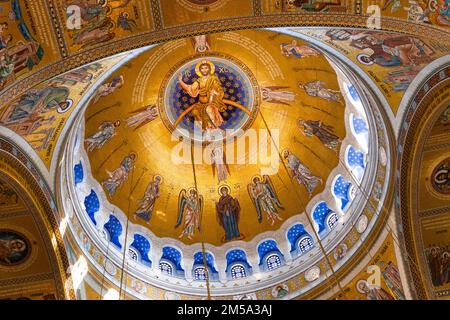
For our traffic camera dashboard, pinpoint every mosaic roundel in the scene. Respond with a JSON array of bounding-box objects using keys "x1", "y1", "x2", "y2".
[
  {"x1": 159, "y1": 54, "x2": 260, "y2": 142},
  {"x1": 431, "y1": 158, "x2": 450, "y2": 195},
  {"x1": 0, "y1": 230, "x2": 31, "y2": 266}
]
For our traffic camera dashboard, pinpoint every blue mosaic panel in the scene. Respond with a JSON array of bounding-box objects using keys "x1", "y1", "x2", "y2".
[
  {"x1": 313, "y1": 202, "x2": 334, "y2": 234},
  {"x1": 131, "y1": 234, "x2": 152, "y2": 267},
  {"x1": 104, "y1": 215, "x2": 123, "y2": 249},
  {"x1": 84, "y1": 190, "x2": 100, "y2": 225}
]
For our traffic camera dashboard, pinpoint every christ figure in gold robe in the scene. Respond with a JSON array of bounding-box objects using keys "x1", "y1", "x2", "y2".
[{"x1": 177, "y1": 60, "x2": 227, "y2": 131}]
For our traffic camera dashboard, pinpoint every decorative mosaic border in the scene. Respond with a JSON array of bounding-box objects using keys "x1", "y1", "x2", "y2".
[
  {"x1": 396, "y1": 65, "x2": 450, "y2": 299},
  {"x1": 1, "y1": 14, "x2": 449, "y2": 107},
  {"x1": 0, "y1": 138, "x2": 74, "y2": 300}
]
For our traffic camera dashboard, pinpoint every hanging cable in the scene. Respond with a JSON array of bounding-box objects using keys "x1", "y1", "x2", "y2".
[
  {"x1": 190, "y1": 139, "x2": 212, "y2": 300},
  {"x1": 99, "y1": 231, "x2": 112, "y2": 300},
  {"x1": 118, "y1": 160, "x2": 135, "y2": 300}
]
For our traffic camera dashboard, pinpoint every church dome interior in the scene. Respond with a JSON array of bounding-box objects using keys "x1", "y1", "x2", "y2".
[{"x1": 0, "y1": 0, "x2": 449, "y2": 302}]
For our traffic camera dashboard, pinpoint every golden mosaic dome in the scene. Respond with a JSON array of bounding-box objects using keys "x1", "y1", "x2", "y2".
[
  {"x1": 60, "y1": 28, "x2": 387, "y2": 297},
  {"x1": 81, "y1": 30, "x2": 347, "y2": 246}
]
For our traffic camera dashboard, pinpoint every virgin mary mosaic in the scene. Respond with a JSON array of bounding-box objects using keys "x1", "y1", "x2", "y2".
[{"x1": 159, "y1": 55, "x2": 260, "y2": 142}]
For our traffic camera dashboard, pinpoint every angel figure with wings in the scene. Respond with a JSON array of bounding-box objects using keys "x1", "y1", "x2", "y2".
[
  {"x1": 175, "y1": 189, "x2": 204, "y2": 240},
  {"x1": 261, "y1": 86, "x2": 296, "y2": 106},
  {"x1": 85, "y1": 120, "x2": 121, "y2": 152},
  {"x1": 248, "y1": 176, "x2": 284, "y2": 225}
]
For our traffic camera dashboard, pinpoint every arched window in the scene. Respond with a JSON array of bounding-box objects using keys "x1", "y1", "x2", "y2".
[
  {"x1": 225, "y1": 249, "x2": 252, "y2": 279},
  {"x1": 298, "y1": 236, "x2": 314, "y2": 254},
  {"x1": 160, "y1": 262, "x2": 173, "y2": 276},
  {"x1": 287, "y1": 224, "x2": 314, "y2": 258},
  {"x1": 266, "y1": 254, "x2": 282, "y2": 271},
  {"x1": 130, "y1": 234, "x2": 152, "y2": 267},
  {"x1": 194, "y1": 267, "x2": 207, "y2": 281},
  {"x1": 312, "y1": 202, "x2": 334, "y2": 234},
  {"x1": 257, "y1": 239, "x2": 284, "y2": 272},
  {"x1": 192, "y1": 252, "x2": 219, "y2": 282},
  {"x1": 84, "y1": 190, "x2": 100, "y2": 225},
  {"x1": 231, "y1": 264, "x2": 246, "y2": 279},
  {"x1": 327, "y1": 213, "x2": 339, "y2": 230},
  {"x1": 346, "y1": 145, "x2": 366, "y2": 182},
  {"x1": 104, "y1": 215, "x2": 123, "y2": 249},
  {"x1": 159, "y1": 246, "x2": 184, "y2": 277},
  {"x1": 332, "y1": 176, "x2": 352, "y2": 211},
  {"x1": 350, "y1": 114, "x2": 369, "y2": 150}
]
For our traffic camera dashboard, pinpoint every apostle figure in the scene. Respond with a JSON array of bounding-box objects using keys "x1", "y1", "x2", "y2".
[
  {"x1": 126, "y1": 104, "x2": 158, "y2": 130},
  {"x1": 248, "y1": 176, "x2": 284, "y2": 225},
  {"x1": 85, "y1": 120, "x2": 121, "y2": 152},
  {"x1": 175, "y1": 189, "x2": 203, "y2": 240},
  {"x1": 93, "y1": 75, "x2": 124, "y2": 103},
  {"x1": 298, "y1": 119, "x2": 341, "y2": 151},
  {"x1": 441, "y1": 251, "x2": 450, "y2": 285},
  {"x1": 299, "y1": 80, "x2": 341, "y2": 102},
  {"x1": 261, "y1": 86, "x2": 296, "y2": 105},
  {"x1": 102, "y1": 153, "x2": 136, "y2": 197},
  {"x1": 428, "y1": 247, "x2": 443, "y2": 286},
  {"x1": 134, "y1": 175, "x2": 162, "y2": 224},
  {"x1": 381, "y1": 261, "x2": 406, "y2": 300},
  {"x1": 283, "y1": 150, "x2": 322, "y2": 197},
  {"x1": 216, "y1": 186, "x2": 243, "y2": 242},
  {"x1": 280, "y1": 41, "x2": 320, "y2": 59},
  {"x1": 177, "y1": 60, "x2": 227, "y2": 131}
]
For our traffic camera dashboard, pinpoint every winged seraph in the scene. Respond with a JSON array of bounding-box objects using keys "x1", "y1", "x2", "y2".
[
  {"x1": 175, "y1": 189, "x2": 204, "y2": 240},
  {"x1": 247, "y1": 175, "x2": 284, "y2": 225}
]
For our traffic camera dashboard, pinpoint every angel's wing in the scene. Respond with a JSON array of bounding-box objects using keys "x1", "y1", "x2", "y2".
[
  {"x1": 263, "y1": 175, "x2": 284, "y2": 209},
  {"x1": 174, "y1": 189, "x2": 187, "y2": 229},
  {"x1": 247, "y1": 183, "x2": 262, "y2": 223}
]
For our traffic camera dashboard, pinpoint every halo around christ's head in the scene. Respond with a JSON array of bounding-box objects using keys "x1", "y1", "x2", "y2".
[{"x1": 195, "y1": 60, "x2": 216, "y2": 77}]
